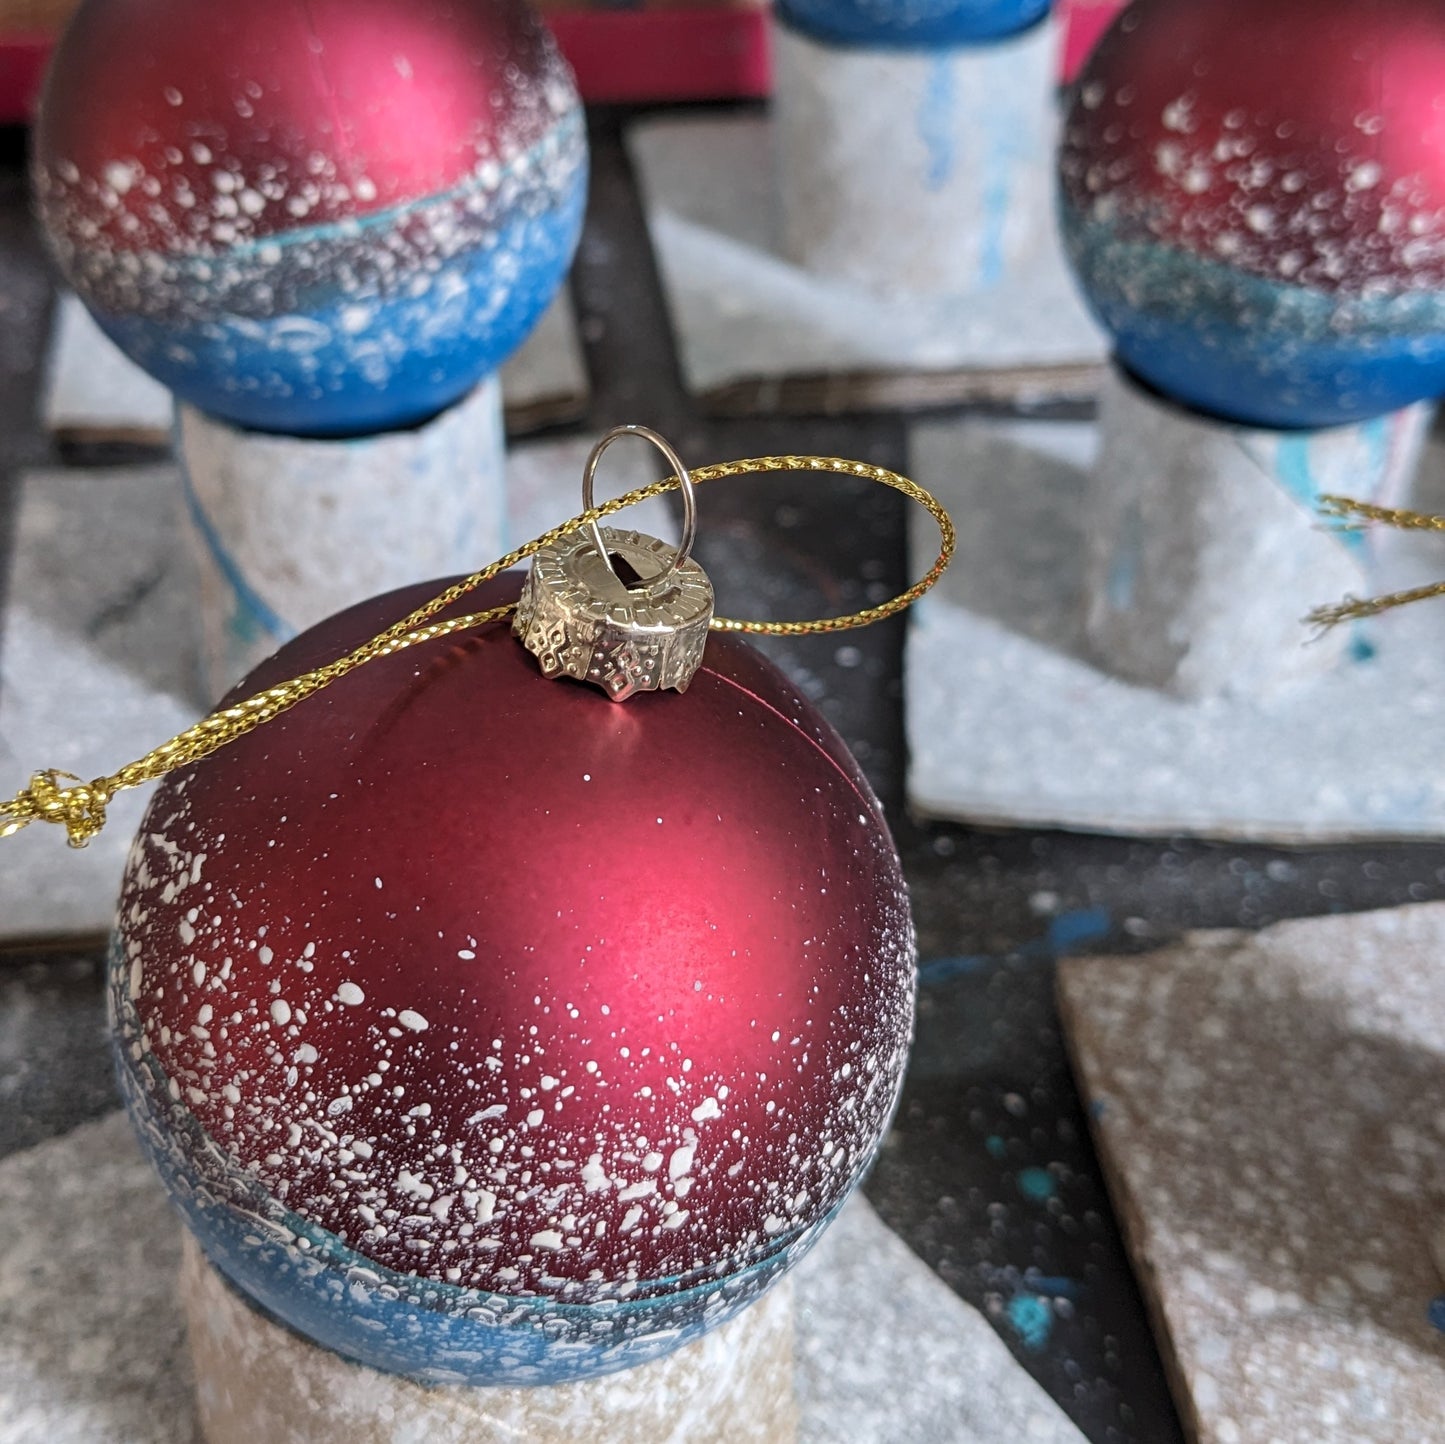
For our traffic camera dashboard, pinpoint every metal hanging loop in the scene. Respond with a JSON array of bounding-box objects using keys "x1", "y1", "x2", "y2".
[{"x1": 582, "y1": 425, "x2": 698, "y2": 587}]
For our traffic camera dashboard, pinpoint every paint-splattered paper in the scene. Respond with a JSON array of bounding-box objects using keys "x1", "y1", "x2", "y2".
[{"x1": 1059, "y1": 904, "x2": 1445, "y2": 1443}]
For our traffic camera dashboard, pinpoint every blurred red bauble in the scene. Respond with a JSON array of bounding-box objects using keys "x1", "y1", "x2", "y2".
[
  {"x1": 111, "y1": 572, "x2": 915, "y2": 1381},
  {"x1": 36, "y1": 0, "x2": 571, "y2": 246},
  {"x1": 34, "y1": 0, "x2": 586, "y2": 435},
  {"x1": 1058, "y1": 0, "x2": 1445, "y2": 427}
]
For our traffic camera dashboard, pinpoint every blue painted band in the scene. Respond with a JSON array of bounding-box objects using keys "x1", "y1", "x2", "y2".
[
  {"x1": 776, "y1": 0, "x2": 1049, "y2": 47},
  {"x1": 176, "y1": 451, "x2": 295, "y2": 644},
  {"x1": 1059, "y1": 203, "x2": 1445, "y2": 429},
  {"x1": 89, "y1": 193, "x2": 585, "y2": 438},
  {"x1": 65, "y1": 111, "x2": 587, "y2": 438}
]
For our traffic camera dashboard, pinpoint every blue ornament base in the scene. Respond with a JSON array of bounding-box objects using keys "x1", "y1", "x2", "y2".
[
  {"x1": 92, "y1": 197, "x2": 586, "y2": 439},
  {"x1": 775, "y1": 0, "x2": 1050, "y2": 48},
  {"x1": 1061, "y1": 212, "x2": 1445, "y2": 430}
]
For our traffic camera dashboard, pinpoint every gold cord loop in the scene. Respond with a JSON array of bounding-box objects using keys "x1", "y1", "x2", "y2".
[
  {"x1": 1307, "y1": 493, "x2": 1445, "y2": 629},
  {"x1": 0, "y1": 455, "x2": 953, "y2": 846}
]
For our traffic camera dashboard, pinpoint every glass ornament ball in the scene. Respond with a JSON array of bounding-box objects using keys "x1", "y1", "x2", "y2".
[
  {"x1": 1059, "y1": 0, "x2": 1445, "y2": 429},
  {"x1": 34, "y1": 0, "x2": 587, "y2": 437},
  {"x1": 110, "y1": 572, "x2": 916, "y2": 1384}
]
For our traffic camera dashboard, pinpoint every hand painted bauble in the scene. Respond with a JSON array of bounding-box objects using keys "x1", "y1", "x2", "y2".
[
  {"x1": 1058, "y1": 0, "x2": 1445, "y2": 429},
  {"x1": 775, "y1": 0, "x2": 1049, "y2": 48},
  {"x1": 109, "y1": 573, "x2": 915, "y2": 1384},
  {"x1": 34, "y1": 0, "x2": 586, "y2": 437}
]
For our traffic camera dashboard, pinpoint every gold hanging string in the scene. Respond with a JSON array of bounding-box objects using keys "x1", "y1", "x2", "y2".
[
  {"x1": 1, "y1": 455, "x2": 954, "y2": 849},
  {"x1": 1306, "y1": 494, "x2": 1445, "y2": 629}
]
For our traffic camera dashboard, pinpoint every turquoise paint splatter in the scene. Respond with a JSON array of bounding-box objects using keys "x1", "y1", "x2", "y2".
[
  {"x1": 1359, "y1": 413, "x2": 1390, "y2": 490},
  {"x1": 1025, "y1": 1276, "x2": 1078, "y2": 1299},
  {"x1": 180, "y1": 460, "x2": 293, "y2": 645},
  {"x1": 1273, "y1": 433, "x2": 1318, "y2": 509},
  {"x1": 985, "y1": 1135, "x2": 1008, "y2": 1160},
  {"x1": 1275, "y1": 431, "x2": 1382, "y2": 663},
  {"x1": 227, "y1": 599, "x2": 267, "y2": 648},
  {"x1": 1349, "y1": 415, "x2": 1389, "y2": 664},
  {"x1": 1276, "y1": 433, "x2": 1366, "y2": 552},
  {"x1": 975, "y1": 82, "x2": 1017, "y2": 289},
  {"x1": 917, "y1": 57, "x2": 956, "y2": 193},
  {"x1": 1106, "y1": 503, "x2": 1143, "y2": 611},
  {"x1": 920, "y1": 911, "x2": 1112, "y2": 994},
  {"x1": 1047, "y1": 908, "x2": 1112, "y2": 953},
  {"x1": 918, "y1": 954, "x2": 991, "y2": 983},
  {"x1": 1007, "y1": 1294, "x2": 1053, "y2": 1351},
  {"x1": 1016, "y1": 1166, "x2": 1056, "y2": 1202}
]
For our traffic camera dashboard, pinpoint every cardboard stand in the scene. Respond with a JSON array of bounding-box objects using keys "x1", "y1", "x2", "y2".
[
  {"x1": 1083, "y1": 364, "x2": 1431, "y2": 699},
  {"x1": 625, "y1": 16, "x2": 1104, "y2": 415},
  {"x1": 772, "y1": 15, "x2": 1059, "y2": 298},
  {"x1": 1059, "y1": 904, "x2": 1445, "y2": 1443},
  {"x1": 903, "y1": 409, "x2": 1445, "y2": 841},
  {"x1": 181, "y1": 1235, "x2": 797, "y2": 1444},
  {"x1": 178, "y1": 378, "x2": 506, "y2": 699}
]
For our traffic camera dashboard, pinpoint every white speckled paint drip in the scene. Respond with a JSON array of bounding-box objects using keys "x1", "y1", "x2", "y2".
[
  {"x1": 1059, "y1": 903, "x2": 1445, "y2": 1443},
  {"x1": 1083, "y1": 363, "x2": 1432, "y2": 700},
  {"x1": 181, "y1": 1233, "x2": 796, "y2": 1444},
  {"x1": 177, "y1": 376, "x2": 504, "y2": 700},
  {"x1": 772, "y1": 16, "x2": 1060, "y2": 298}
]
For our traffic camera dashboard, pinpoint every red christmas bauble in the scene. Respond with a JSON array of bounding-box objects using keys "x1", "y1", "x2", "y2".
[
  {"x1": 1058, "y1": 0, "x2": 1445, "y2": 427},
  {"x1": 33, "y1": 0, "x2": 586, "y2": 435},
  {"x1": 111, "y1": 572, "x2": 915, "y2": 1381}
]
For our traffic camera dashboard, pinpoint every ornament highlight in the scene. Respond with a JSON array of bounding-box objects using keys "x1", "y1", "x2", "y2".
[
  {"x1": 34, "y1": 0, "x2": 586, "y2": 436},
  {"x1": 1058, "y1": 0, "x2": 1445, "y2": 428}
]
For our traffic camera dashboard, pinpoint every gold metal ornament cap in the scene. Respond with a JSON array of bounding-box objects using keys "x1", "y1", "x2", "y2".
[{"x1": 513, "y1": 426, "x2": 715, "y2": 700}]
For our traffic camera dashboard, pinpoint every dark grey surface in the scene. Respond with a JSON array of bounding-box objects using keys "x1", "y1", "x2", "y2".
[
  {"x1": 0, "y1": 947, "x2": 115, "y2": 1160},
  {"x1": 5, "y1": 108, "x2": 1445, "y2": 1444}
]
